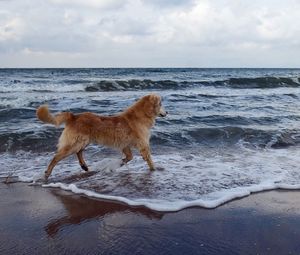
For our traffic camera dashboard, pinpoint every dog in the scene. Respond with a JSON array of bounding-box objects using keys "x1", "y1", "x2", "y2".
[{"x1": 36, "y1": 94, "x2": 167, "y2": 179}]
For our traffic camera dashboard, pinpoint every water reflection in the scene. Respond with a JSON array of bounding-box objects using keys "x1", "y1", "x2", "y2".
[{"x1": 45, "y1": 189, "x2": 164, "y2": 237}]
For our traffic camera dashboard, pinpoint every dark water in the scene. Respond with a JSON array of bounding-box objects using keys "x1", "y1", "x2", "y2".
[{"x1": 1, "y1": 68, "x2": 300, "y2": 210}]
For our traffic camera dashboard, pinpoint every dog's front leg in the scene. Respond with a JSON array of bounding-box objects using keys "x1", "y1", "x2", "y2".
[{"x1": 138, "y1": 144, "x2": 155, "y2": 171}]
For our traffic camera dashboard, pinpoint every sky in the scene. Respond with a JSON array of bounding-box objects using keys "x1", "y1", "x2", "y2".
[{"x1": 0, "y1": 0, "x2": 300, "y2": 68}]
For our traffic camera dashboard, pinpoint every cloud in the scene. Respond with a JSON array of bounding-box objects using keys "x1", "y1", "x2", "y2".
[
  {"x1": 0, "y1": 0, "x2": 300, "y2": 67},
  {"x1": 49, "y1": 0, "x2": 126, "y2": 9},
  {"x1": 142, "y1": 0, "x2": 195, "y2": 8},
  {"x1": 0, "y1": 17, "x2": 24, "y2": 42}
]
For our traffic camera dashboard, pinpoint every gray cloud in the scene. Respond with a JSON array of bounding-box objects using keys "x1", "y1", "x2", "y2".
[
  {"x1": 141, "y1": 0, "x2": 195, "y2": 8},
  {"x1": 0, "y1": 0, "x2": 299, "y2": 67}
]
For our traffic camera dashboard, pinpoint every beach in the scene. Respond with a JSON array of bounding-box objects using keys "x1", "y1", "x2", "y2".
[{"x1": 1, "y1": 182, "x2": 300, "y2": 255}]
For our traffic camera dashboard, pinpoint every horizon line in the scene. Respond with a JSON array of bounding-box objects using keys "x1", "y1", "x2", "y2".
[{"x1": 0, "y1": 67, "x2": 300, "y2": 69}]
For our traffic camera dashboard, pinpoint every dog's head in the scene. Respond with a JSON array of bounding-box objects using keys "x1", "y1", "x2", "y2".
[{"x1": 142, "y1": 94, "x2": 167, "y2": 118}]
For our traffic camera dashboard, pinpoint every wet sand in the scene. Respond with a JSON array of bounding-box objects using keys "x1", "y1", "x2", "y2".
[{"x1": 1, "y1": 183, "x2": 300, "y2": 255}]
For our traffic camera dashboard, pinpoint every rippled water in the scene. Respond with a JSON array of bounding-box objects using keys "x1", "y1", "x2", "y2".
[{"x1": 1, "y1": 68, "x2": 300, "y2": 211}]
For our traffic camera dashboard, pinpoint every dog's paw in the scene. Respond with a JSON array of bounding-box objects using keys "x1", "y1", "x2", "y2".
[
  {"x1": 30, "y1": 176, "x2": 48, "y2": 186},
  {"x1": 3, "y1": 175, "x2": 19, "y2": 184},
  {"x1": 80, "y1": 164, "x2": 89, "y2": 172},
  {"x1": 149, "y1": 165, "x2": 164, "y2": 171},
  {"x1": 30, "y1": 172, "x2": 48, "y2": 184}
]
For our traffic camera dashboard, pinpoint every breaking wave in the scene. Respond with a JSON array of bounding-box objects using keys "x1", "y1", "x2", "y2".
[{"x1": 84, "y1": 77, "x2": 300, "y2": 92}]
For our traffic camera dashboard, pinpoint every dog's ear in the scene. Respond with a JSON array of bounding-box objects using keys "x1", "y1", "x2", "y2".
[
  {"x1": 149, "y1": 94, "x2": 159, "y2": 104},
  {"x1": 144, "y1": 94, "x2": 161, "y2": 117}
]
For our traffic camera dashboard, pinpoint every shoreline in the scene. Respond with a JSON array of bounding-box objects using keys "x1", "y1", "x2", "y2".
[
  {"x1": 42, "y1": 180, "x2": 300, "y2": 212},
  {"x1": 1, "y1": 183, "x2": 300, "y2": 254}
]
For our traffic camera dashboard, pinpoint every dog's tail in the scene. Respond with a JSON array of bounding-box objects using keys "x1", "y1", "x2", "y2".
[{"x1": 36, "y1": 105, "x2": 74, "y2": 126}]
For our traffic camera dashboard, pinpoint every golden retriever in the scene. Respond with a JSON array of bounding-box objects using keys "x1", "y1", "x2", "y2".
[{"x1": 36, "y1": 94, "x2": 167, "y2": 179}]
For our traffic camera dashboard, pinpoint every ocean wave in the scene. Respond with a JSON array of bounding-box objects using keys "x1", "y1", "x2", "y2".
[
  {"x1": 2, "y1": 107, "x2": 300, "y2": 152},
  {"x1": 0, "y1": 129, "x2": 60, "y2": 153},
  {"x1": 151, "y1": 127, "x2": 300, "y2": 149},
  {"x1": 84, "y1": 77, "x2": 300, "y2": 92},
  {"x1": 85, "y1": 79, "x2": 183, "y2": 92},
  {"x1": 224, "y1": 77, "x2": 300, "y2": 89},
  {"x1": 1, "y1": 124, "x2": 299, "y2": 153},
  {"x1": 156, "y1": 127, "x2": 297, "y2": 149},
  {"x1": 1, "y1": 76, "x2": 299, "y2": 93},
  {"x1": 186, "y1": 127, "x2": 300, "y2": 148},
  {"x1": 0, "y1": 108, "x2": 36, "y2": 122}
]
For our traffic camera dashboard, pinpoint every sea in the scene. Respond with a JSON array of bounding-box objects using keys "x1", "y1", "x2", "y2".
[{"x1": 1, "y1": 68, "x2": 300, "y2": 211}]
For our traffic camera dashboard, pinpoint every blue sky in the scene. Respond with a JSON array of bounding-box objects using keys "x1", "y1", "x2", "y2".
[{"x1": 0, "y1": 0, "x2": 300, "y2": 67}]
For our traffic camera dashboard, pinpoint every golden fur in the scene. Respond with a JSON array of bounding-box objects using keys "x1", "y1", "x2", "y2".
[{"x1": 36, "y1": 94, "x2": 167, "y2": 179}]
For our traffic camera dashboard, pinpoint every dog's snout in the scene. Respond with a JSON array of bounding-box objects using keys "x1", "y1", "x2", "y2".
[
  {"x1": 158, "y1": 105, "x2": 167, "y2": 117},
  {"x1": 159, "y1": 110, "x2": 167, "y2": 117}
]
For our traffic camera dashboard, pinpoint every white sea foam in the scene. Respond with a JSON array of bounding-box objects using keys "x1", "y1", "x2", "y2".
[
  {"x1": 0, "y1": 83, "x2": 86, "y2": 93},
  {"x1": 42, "y1": 180, "x2": 300, "y2": 211},
  {"x1": 1, "y1": 146, "x2": 300, "y2": 211}
]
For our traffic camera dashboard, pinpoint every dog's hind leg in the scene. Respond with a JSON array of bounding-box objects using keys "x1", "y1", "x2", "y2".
[
  {"x1": 45, "y1": 146, "x2": 75, "y2": 179},
  {"x1": 76, "y1": 149, "x2": 89, "y2": 171},
  {"x1": 122, "y1": 147, "x2": 133, "y2": 164}
]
